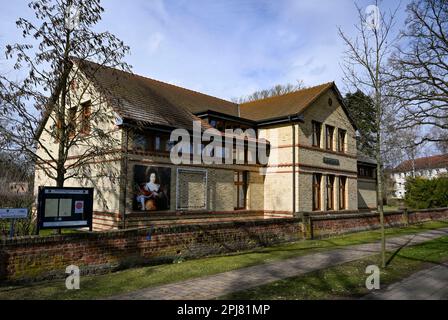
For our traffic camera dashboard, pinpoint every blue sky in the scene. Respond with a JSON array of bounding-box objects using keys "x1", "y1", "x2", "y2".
[{"x1": 0, "y1": 0, "x2": 410, "y2": 100}]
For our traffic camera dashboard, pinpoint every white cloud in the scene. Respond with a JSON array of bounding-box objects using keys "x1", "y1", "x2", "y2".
[
  {"x1": 1, "y1": 0, "x2": 412, "y2": 100},
  {"x1": 146, "y1": 32, "x2": 164, "y2": 54}
]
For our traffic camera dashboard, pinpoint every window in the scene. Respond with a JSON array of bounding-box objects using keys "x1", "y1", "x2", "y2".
[
  {"x1": 133, "y1": 131, "x2": 174, "y2": 153},
  {"x1": 312, "y1": 174, "x2": 322, "y2": 211},
  {"x1": 54, "y1": 118, "x2": 62, "y2": 142},
  {"x1": 312, "y1": 121, "x2": 322, "y2": 147},
  {"x1": 133, "y1": 133, "x2": 149, "y2": 151},
  {"x1": 325, "y1": 125, "x2": 335, "y2": 151},
  {"x1": 67, "y1": 107, "x2": 78, "y2": 138},
  {"x1": 326, "y1": 175, "x2": 335, "y2": 210},
  {"x1": 216, "y1": 120, "x2": 225, "y2": 131},
  {"x1": 232, "y1": 141, "x2": 247, "y2": 165},
  {"x1": 339, "y1": 176, "x2": 347, "y2": 210},
  {"x1": 80, "y1": 101, "x2": 91, "y2": 135},
  {"x1": 338, "y1": 129, "x2": 346, "y2": 153},
  {"x1": 164, "y1": 136, "x2": 175, "y2": 152},
  {"x1": 234, "y1": 171, "x2": 248, "y2": 210},
  {"x1": 155, "y1": 136, "x2": 161, "y2": 151},
  {"x1": 358, "y1": 166, "x2": 375, "y2": 179}
]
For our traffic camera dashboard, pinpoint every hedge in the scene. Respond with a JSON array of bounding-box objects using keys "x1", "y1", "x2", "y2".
[{"x1": 405, "y1": 176, "x2": 448, "y2": 209}]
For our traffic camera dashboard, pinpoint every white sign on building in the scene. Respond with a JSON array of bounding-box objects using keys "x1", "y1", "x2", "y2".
[{"x1": 0, "y1": 208, "x2": 29, "y2": 219}]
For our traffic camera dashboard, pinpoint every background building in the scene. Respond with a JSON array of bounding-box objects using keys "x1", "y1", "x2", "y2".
[{"x1": 391, "y1": 154, "x2": 448, "y2": 199}]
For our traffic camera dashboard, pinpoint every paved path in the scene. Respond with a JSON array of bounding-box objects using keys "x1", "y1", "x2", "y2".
[
  {"x1": 109, "y1": 228, "x2": 448, "y2": 300},
  {"x1": 363, "y1": 263, "x2": 448, "y2": 300}
]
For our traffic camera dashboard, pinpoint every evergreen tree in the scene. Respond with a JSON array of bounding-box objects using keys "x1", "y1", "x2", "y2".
[{"x1": 344, "y1": 90, "x2": 376, "y2": 156}]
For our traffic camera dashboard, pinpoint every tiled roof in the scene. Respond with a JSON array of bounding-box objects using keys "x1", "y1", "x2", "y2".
[
  {"x1": 76, "y1": 60, "x2": 237, "y2": 130},
  {"x1": 239, "y1": 82, "x2": 335, "y2": 121},
  {"x1": 357, "y1": 151, "x2": 377, "y2": 165},
  {"x1": 75, "y1": 60, "x2": 348, "y2": 129},
  {"x1": 394, "y1": 154, "x2": 448, "y2": 172}
]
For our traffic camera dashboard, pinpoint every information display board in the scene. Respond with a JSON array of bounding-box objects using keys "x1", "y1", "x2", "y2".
[{"x1": 37, "y1": 187, "x2": 93, "y2": 231}]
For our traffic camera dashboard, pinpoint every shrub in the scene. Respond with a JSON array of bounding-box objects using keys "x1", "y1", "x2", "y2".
[
  {"x1": 0, "y1": 192, "x2": 36, "y2": 238},
  {"x1": 405, "y1": 176, "x2": 448, "y2": 209}
]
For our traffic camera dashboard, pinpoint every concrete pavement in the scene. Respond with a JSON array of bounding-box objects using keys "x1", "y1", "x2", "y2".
[{"x1": 363, "y1": 263, "x2": 448, "y2": 300}]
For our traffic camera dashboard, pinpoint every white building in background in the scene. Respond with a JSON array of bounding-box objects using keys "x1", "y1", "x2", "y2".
[{"x1": 391, "y1": 154, "x2": 448, "y2": 199}]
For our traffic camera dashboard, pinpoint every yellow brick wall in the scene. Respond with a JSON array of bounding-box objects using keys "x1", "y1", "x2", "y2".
[
  {"x1": 34, "y1": 68, "x2": 123, "y2": 215},
  {"x1": 258, "y1": 88, "x2": 359, "y2": 214},
  {"x1": 358, "y1": 178, "x2": 378, "y2": 209},
  {"x1": 125, "y1": 153, "x2": 264, "y2": 214}
]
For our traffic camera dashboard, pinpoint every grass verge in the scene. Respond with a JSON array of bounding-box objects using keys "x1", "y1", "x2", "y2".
[{"x1": 0, "y1": 220, "x2": 447, "y2": 300}]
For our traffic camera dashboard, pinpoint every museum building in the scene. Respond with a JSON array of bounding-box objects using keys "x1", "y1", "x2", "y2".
[{"x1": 34, "y1": 60, "x2": 378, "y2": 231}]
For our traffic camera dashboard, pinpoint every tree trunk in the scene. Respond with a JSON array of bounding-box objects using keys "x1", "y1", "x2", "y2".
[
  {"x1": 53, "y1": 32, "x2": 72, "y2": 235},
  {"x1": 55, "y1": 31, "x2": 72, "y2": 189},
  {"x1": 56, "y1": 164, "x2": 65, "y2": 188},
  {"x1": 375, "y1": 92, "x2": 386, "y2": 268},
  {"x1": 376, "y1": 142, "x2": 386, "y2": 268}
]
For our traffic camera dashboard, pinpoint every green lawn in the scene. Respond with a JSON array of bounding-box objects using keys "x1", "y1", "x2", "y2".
[
  {"x1": 221, "y1": 235, "x2": 448, "y2": 300},
  {"x1": 0, "y1": 220, "x2": 447, "y2": 300},
  {"x1": 0, "y1": 223, "x2": 81, "y2": 238},
  {"x1": 383, "y1": 205, "x2": 400, "y2": 212},
  {"x1": 38, "y1": 228, "x2": 82, "y2": 236}
]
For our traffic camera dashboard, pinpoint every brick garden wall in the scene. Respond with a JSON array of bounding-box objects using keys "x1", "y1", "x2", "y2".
[
  {"x1": 1, "y1": 208, "x2": 447, "y2": 283},
  {"x1": 0, "y1": 218, "x2": 301, "y2": 283},
  {"x1": 308, "y1": 211, "x2": 405, "y2": 238},
  {"x1": 307, "y1": 208, "x2": 448, "y2": 238},
  {"x1": 408, "y1": 208, "x2": 448, "y2": 224}
]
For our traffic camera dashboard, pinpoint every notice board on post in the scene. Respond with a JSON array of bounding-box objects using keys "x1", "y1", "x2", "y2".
[{"x1": 37, "y1": 187, "x2": 94, "y2": 231}]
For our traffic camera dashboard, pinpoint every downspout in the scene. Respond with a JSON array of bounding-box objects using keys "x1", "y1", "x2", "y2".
[
  {"x1": 122, "y1": 125, "x2": 129, "y2": 230},
  {"x1": 290, "y1": 116, "x2": 296, "y2": 215},
  {"x1": 293, "y1": 123, "x2": 296, "y2": 215}
]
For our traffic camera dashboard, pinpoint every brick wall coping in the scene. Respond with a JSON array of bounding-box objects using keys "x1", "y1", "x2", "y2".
[
  {"x1": 367, "y1": 207, "x2": 448, "y2": 215},
  {"x1": 0, "y1": 217, "x2": 298, "y2": 247},
  {"x1": 297, "y1": 207, "x2": 448, "y2": 221},
  {"x1": 2, "y1": 208, "x2": 448, "y2": 247},
  {"x1": 126, "y1": 210, "x2": 264, "y2": 220},
  {"x1": 307, "y1": 211, "x2": 405, "y2": 221},
  {"x1": 408, "y1": 207, "x2": 448, "y2": 214}
]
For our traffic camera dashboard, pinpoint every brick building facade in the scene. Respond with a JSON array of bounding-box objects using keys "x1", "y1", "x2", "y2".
[{"x1": 34, "y1": 60, "x2": 377, "y2": 230}]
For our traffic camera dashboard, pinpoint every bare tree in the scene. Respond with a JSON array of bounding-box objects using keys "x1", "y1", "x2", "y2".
[
  {"x1": 0, "y1": 0, "x2": 131, "y2": 192},
  {"x1": 382, "y1": 99, "x2": 424, "y2": 170},
  {"x1": 232, "y1": 81, "x2": 305, "y2": 103},
  {"x1": 434, "y1": 127, "x2": 448, "y2": 153},
  {"x1": 339, "y1": 1, "x2": 399, "y2": 268},
  {"x1": 390, "y1": 0, "x2": 448, "y2": 146}
]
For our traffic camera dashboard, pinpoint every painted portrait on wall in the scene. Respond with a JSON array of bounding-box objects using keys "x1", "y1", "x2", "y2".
[{"x1": 133, "y1": 165, "x2": 171, "y2": 211}]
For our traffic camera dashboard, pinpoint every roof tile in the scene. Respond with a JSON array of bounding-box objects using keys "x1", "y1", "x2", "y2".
[
  {"x1": 394, "y1": 154, "x2": 448, "y2": 172},
  {"x1": 239, "y1": 82, "x2": 334, "y2": 121},
  {"x1": 76, "y1": 60, "x2": 340, "y2": 127}
]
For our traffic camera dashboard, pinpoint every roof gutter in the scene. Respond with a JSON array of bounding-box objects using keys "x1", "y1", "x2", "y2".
[
  {"x1": 195, "y1": 110, "x2": 257, "y2": 126},
  {"x1": 118, "y1": 118, "x2": 179, "y2": 134},
  {"x1": 257, "y1": 113, "x2": 304, "y2": 127}
]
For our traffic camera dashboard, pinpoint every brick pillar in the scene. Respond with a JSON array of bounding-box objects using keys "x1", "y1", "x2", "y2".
[
  {"x1": 402, "y1": 208, "x2": 409, "y2": 226},
  {"x1": 300, "y1": 212, "x2": 313, "y2": 240}
]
